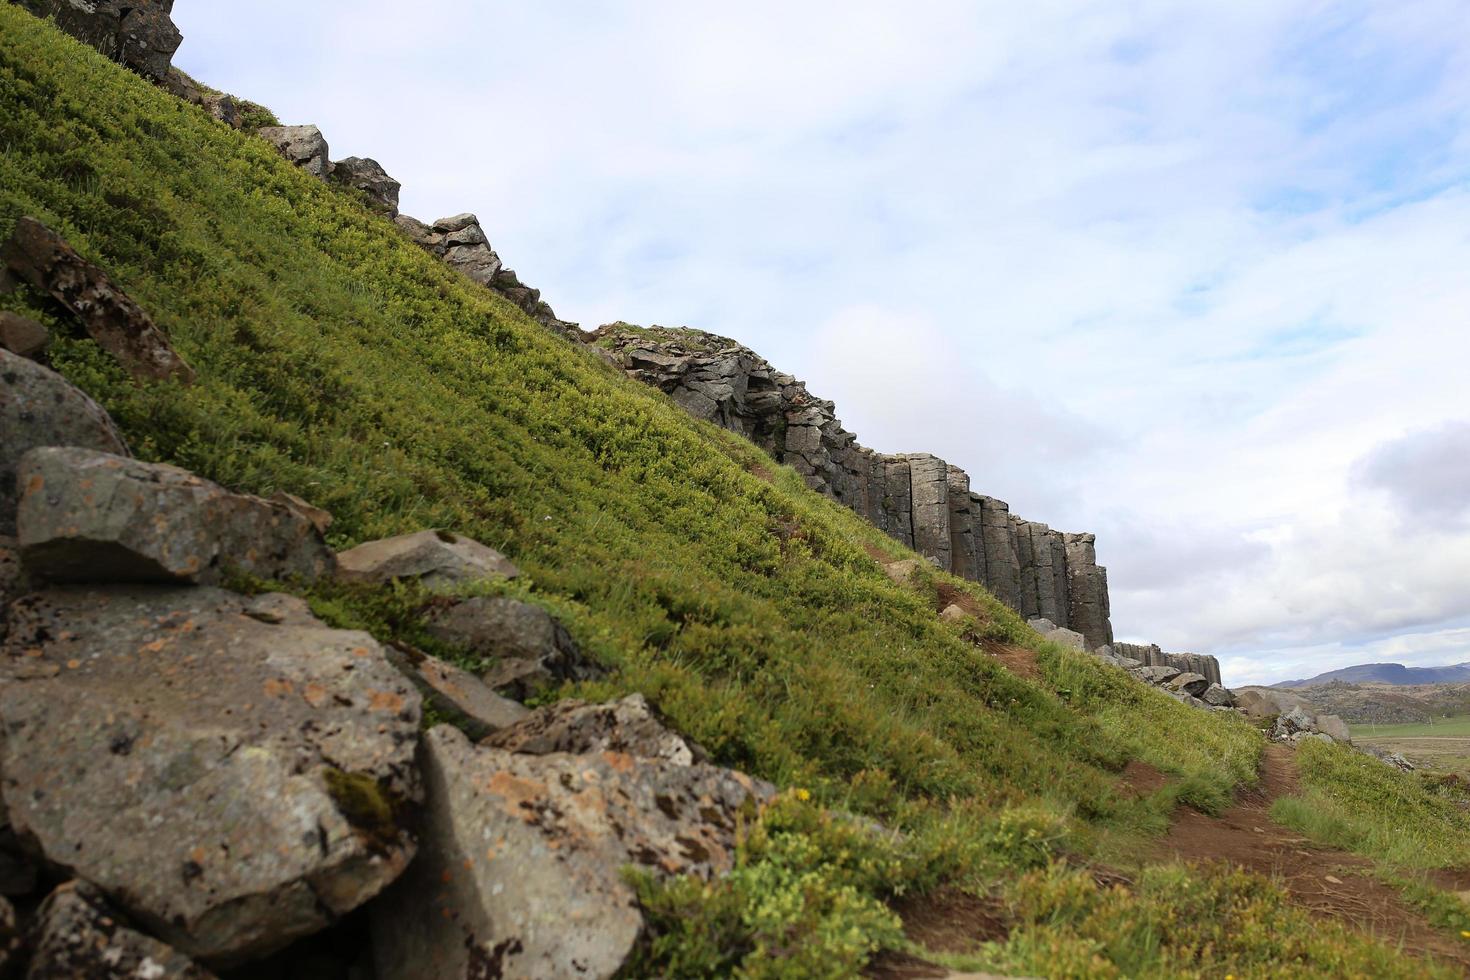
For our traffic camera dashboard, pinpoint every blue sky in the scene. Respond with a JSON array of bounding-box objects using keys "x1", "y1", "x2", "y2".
[{"x1": 173, "y1": 1, "x2": 1470, "y2": 685}]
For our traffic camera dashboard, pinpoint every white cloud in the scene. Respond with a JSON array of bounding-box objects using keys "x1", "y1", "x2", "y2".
[{"x1": 171, "y1": 2, "x2": 1470, "y2": 686}]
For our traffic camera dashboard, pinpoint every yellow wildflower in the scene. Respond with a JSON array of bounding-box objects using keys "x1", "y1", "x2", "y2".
[{"x1": 795, "y1": 788, "x2": 811, "y2": 801}]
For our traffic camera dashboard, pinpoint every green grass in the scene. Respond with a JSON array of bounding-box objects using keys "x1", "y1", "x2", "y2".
[
  {"x1": 1271, "y1": 738, "x2": 1470, "y2": 869},
  {"x1": 0, "y1": 8, "x2": 1456, "y2": 974},
  {"x1": 1351, "y1": 714, "x2": 1470, "y2": 739}
]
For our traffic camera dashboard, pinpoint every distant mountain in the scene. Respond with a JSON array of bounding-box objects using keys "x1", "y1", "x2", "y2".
[{"x1": 1276, "y1": 662, "x2": 1470, "y2": 688}]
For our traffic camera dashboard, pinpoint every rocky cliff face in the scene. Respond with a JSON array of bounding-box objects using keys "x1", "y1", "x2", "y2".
[{"x1": 590, "y1": 326, "x2": 1123, "y2": 647}]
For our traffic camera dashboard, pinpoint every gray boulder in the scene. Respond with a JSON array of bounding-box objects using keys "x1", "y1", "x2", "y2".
[
  {"x1": 1165, "y1": 671, "x2": 1210, "y2": 697},
  {"x1": 257, "y1": 125, "x2": 332, "y2": 179},
  {"x1": 1316, "y1": 713, "x2": 1352, "y2": 743},
  {"x1": 0, "y1": 348, "x2": 130, "y2": 535},
  {"x1": 332, "y1": 156, "x2": 401, "y2": 216},
  {"x1": 1137, "y1": 665, "x2": 1181, "y2": 685},
  {"x1": 425, "y1": 595, "x2": 600, "y2": 699},
  {"x1": 1116, "y1": 656, "x2": 1143, "y2": 669},
  {"x1": 1200, "y1": 683, "x2": 1236, "y2": 707},
  {"x1": 336, "y1": 529, "x2": 518, "y2": 588},
  {"x1": 0, "y1": 310, "x2": 48, "y2": 358},
  {"x1": 17, "y1": 447, "x2": 335, "y2": 585},
  {"x1": 2, "y1": 217, "x2": 194, "y2": 383},
  {"x1": 384, "y1": 644, "x2": 528, "y2": 740},
  {"x1": 0, "y1": 587, "x2": 421, "y2": 963},
  {"x1": 483, "y1": 694, "x2": 707, "y2": 766},
  {"x1": 1026, "y1": 617, "x2": 1058, "y2": 633},
  {"x1": 1232, "y1": 686, "x2": 1314, "y2": 720},
  {"x1": 16, "y1": 0, "x2": 183, "y2": 79},
  {"x1": 1044, "y1": 626, "x2": 1087, "y2": 652},
  {"x1": 939, "y1": 603, "x2": 969, "y2": 623},
  {"x1": 372, "y1": 725, "x2": 769, "y2": 980},
  {"x1": 28, "y1": 881, "x2": 216, "y2": 979}
]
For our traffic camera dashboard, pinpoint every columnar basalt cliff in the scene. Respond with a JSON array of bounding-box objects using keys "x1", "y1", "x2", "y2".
[{"x1": 589, "y1": 326, "x2": 1122, "y2": 648}]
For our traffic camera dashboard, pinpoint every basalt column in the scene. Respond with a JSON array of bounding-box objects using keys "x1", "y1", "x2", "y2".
[
  {"x1": 1013, "y1": 517, "x2": 1040, "y2": 619},
  {"x1": 1023, "y1": 522, "x2": 1067, "y2": 627},
  {"x1": 946, "y1": 467, "x2": 979, "y2": 581},
  {"x1": 905, "y1": 454, "x2": 952, "y2": 571},
  {"x1": 1064, "y1": 532, "x2": 1113, "y2": 649},
  {"x1": 978, "y1": 497, "x2": 1021, "y2": 609}
]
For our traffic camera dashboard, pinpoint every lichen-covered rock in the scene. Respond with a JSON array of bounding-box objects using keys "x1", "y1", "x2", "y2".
[
  {"x1": 939, "y1": 603, "x2": 969, "y2": 623},
  {"x1": 2, "y1": 217, "x2": 194, "y2": 383},
  {"x1": 336, "y1": 529, "x2": 518, "y2": 588},
  {"x1": 0, "y1": 586, "x2": 421, "y2": 963},
  {"x1": 28, "y1": 881, "x2": 216, "y2": 979},
  {"x1": 0, "y1": 348, "x2": 130, "y2": 535},
  {"x1": 371, "y1": 725, "x2": 769, "y2": 980},
  {"x1": 425, "y1": 595, "x2": 600, "y2": 699},
  {"x1": 384, "y1": 644, "x2": 528, "y2": 739},
  {"x1": 257, "y1": 125, "x2": 331, "y2": 178},
  {"x1": 483, "y1": 694, "x2": 708, "y2": 766},
  {"x1": 881, "y1": 558, "x2": 925, "y2": 587},
  {"x1": 0, "y1": 310, "x2": 48, "y2": 358},
  {"x1": 0, "y1": 536, "x2": 22, "y2": 627},
  {"x1": 332, "y1": 157, "x2": 400, "y2": 216},
  {"x1": 15, "y1": 0, "x2": 182, "y2": 79},
  {"x1": 17, "y1": 447, "x2": 335, "y2": 585}
]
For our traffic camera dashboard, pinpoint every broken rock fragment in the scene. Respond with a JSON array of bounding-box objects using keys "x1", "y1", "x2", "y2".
[
  {"x1": 28, "y1": 881, "x2": 217, "y2": 979},
  {"x1": 0, "y1": 586, "x2": 421, "y2": 963},
  {"x1": 0, "y1": 348, "x2": 130, "y2": 535},
  {"x1": 0, "y1": 310, "x2": 48, "y2": 358},
  {"x1": 332, "y1": 156, "x2": 401, "y2": 216},
  {"x1": 336, "y1": 528, "x2": 518, "y2": 588},
  {"x1": 372, "y1": 725, "x2": 769, "y2": 980},
  {"x1": 1, "y1": 217, "x2": 194, "y2": 382},
  {"x1": 384, "y1": 644, "x2": 528, "y2": 739},
  {"x1": 424, "y1": 595, "x2": 600, "y2": 699},
  {"x1": 17, "y1": 447, "x2": 336, "y2": 585},
  {"x1": 483, "y1": 693, "x2": 707, "y2": 765}
]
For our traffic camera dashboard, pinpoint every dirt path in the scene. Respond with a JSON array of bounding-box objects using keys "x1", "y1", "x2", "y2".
[{"x1": 1155, "y1": 744, "x2": 1470, "y2": 973}]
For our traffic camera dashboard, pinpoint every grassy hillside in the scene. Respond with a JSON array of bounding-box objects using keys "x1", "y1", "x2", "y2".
[{"x1": 0, "y1": 9, "x2": 1462, "y2": 976}]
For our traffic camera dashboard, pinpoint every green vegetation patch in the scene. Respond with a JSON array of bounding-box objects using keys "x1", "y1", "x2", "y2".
[{"x1": 1271, "y1": 737, "x2": 1470, "y2": 868}]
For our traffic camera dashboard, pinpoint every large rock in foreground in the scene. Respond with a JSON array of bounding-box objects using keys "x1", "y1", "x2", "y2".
[
  {"x1": 372, "y1": 725, "x2": 769, "y2": 980},
  {"x1": 29, "y1": 881, "x2": 216, "y2": 979},
  {"x1": 0, "y1": 348, "x2": 129, "y2": 535},
  {"x1": 2, "y1": 217, "x2": 194, "y2": 382},
  {"x1": 0, "y1": 587, "x2": 421, "y2": 964},
  {"x1": 17, "y1": 447, "x2": 335, "y2": 585},
  {"x1": 16, "y1": 0, "x2": 183, "y2": 79}
]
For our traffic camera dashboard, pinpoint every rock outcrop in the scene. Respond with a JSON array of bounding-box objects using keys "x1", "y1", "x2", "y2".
[
  {"x1": 15, "y1": 0, "x2": 182, "y2": 79},
  {"x1": 256, "y1": 125, "x2": 332, "y2": 178},
  {"x1": 17, "y1": 447, "x2": 336, "y2": 585},
  {"x1": 0, "y1": 349, "x2": 130, "y2": 536},
  {"x1": 1114, "y1": 642, "x2": 1222, "y2": 687},
  {"x1": 482, "y1": 693, "x2": 707, "y2": 765},
  {"x1": 371, "y1": 724, "x2": 768, "y2": 980},
  {"x1": 0, "y1": 586, "x2": 421, "y2": 963},
  {"x1": 591, "y1": 324, "x2": 1119, "y2": 647},
  {"x1": 2, "y1": 216, "x2": 195, "y2": 383},
  {"x1": 394, "y1": 212, "x2": 581, "y2": 340},
  {"x1": 332, "y1": 156, "x2": 401, "y2": 215}
]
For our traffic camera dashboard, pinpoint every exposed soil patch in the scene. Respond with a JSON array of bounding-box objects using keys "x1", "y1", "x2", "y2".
[
  {"x1": 978, "y1": 640, "x2": 1041, "y2": 682},
  {"x1": 934, "y1": 582, "x2": 983, "y2": 619},
  {"x1": 864, "y1": 949, "x2": 949, "y2": 979},
  {"x1": 746, "y1": 460, "x2": 775, "y2": 482},
  {"x1": 1156, "y1": 744, "x2": 1470, "y2": 973},
  {"x1": 1119, "y1": 759, "x2": 1168, "y2": 798},
  {"x1": 892, "y1": 887, "x2": 1008, "y2": 954}
]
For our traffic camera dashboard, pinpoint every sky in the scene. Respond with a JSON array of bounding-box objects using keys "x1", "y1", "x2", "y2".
[{"x1": 172, "y1": 1, "x2": 1470, "y2": 686}]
